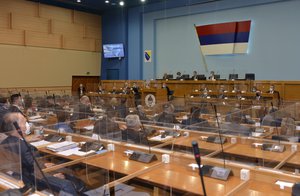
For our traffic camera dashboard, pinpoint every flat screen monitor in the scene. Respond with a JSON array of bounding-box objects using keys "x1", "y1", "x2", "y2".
[
  {"x1": 103, "y1": 43, "x2": 124, "y2": 58},
  {"x1": 245, "y1": 73, "x2": 255, "y2": 80}
]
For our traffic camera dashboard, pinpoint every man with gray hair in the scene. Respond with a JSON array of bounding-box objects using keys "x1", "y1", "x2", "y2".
[{"x1": 122, "y1": 114, "x2": 150, "y2": 145}]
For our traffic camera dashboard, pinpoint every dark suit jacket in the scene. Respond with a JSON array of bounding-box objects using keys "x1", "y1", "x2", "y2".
[
  {"x1": 1, "y1": 136, "x2": 85, "y2": 195},
  {"x1": 121, "y1": 128, "x2": 149, "y2": 145}
]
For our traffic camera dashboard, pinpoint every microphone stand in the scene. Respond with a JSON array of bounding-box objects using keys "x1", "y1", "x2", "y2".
[
  {"x1": 12, "y1": 122, "x2": 54, "y2": 195},
  {"x1": 192, "y1": 141, "x2": 207, "y2": 196},
  {"x1": 213, "y1": 105, "x2": 226, "y2": 168}
]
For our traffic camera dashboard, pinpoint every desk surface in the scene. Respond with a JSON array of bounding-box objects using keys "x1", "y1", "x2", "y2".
[
  {"x1": 84, "y1": 145, "x2": 161, "y2": 175},
  {"x1": 237, "y1": 180, "x2": 290, "y2": 196},
  {"x1": 138, "y1": 156, "x2": 243, "y2": 195},
  {"x1": 172, "y1": 134, "x2": 231, "y2": 152},
  {"x1": 224, "y1": 143, "x2": 292, "y2": 162}
]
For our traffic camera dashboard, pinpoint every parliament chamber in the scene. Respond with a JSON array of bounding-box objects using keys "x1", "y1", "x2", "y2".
[{"x1": 1, "y1": 0, "x2": 300, "y2": 195}]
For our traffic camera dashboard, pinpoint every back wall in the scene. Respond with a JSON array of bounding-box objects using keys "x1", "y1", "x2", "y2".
[{"x1": 142, "y1": 0, "x2": 299, "y2": 80}]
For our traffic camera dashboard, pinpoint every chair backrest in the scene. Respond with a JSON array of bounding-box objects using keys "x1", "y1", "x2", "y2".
[
  {"x1": 245, "y1": 73, "x2": 255, "y2": 80},
  {"x1": 229, "y1": 74, "x2": 238, "y2": 80}
]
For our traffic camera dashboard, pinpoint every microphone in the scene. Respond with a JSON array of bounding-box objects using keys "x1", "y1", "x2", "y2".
[
  {"x1": 213, "y1": 104, "x2": 226, "y2": 168},
  {"x1": 191, "y1": 141, "x2": 207, "y2": 196},
  {"x1": 12, "y1": 122, "x2": 54, "y2": 194},
  {"x1": 139, "y1": 117, "x2": 151, "y2": 154},
  {"x1": 192, "y1": 141, "x2": 201, "y2": 167}
]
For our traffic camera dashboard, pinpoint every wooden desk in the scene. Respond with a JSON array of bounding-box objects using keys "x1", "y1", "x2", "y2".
[
  {"x1": 285, "y1": 152, "x2": 300, "y2": 165},
  {"x1": 171, "y1": 134, "x2": 232, "y2": 152},
  {"x1": 84, "y1": 145, "x2": 161, "y2": 175},
  {"x1": 236, "y1": 180, "x2": 290, "y2": 196},
  {"x1": 137, "y1": 156, "x2": 243, "y2": 195},
  {"x1": 223, "y1": 143, "x2": 293, "y2": 163}
]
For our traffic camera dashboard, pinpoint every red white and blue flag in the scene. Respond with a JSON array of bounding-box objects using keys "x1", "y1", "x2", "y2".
[{"x1": 195, "y1": 20, "x2": 251, "y2": 55}]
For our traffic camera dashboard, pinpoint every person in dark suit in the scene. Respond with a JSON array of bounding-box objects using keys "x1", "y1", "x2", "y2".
[
  {"x1": 78, "y1": 83, "x2": 86, "y2": 97},
  {"x1": 93, "y1": 116, "x2": 121, "y2": 140},
  {"x1": 122, "y1": 115, "x2": 150, "y2": 145},
  {"x1": 266, "y1": 84, "x2": 281, "y2": 106},
  {"x1": 155, "y1": 103, "x2": 179, "y2": 127},
  {"x1": 181, "y1": 106, "x2": 209, "y2": 130},
  {"x1": 162, "y1": 82, "x2": 172, "y2": 101},
  {"x1": 176, "y1": 72, "x2": 182, "y2": 80},
  {"x1": 220, "y1": 110, "x2": 252, "y2": 136},
  {"x1": 0, "y1": 96, "x2": 10, "y2": 128},
  {"x1": 9, "y1": 94, "x2": 25, "y2": 117},
  {"x1": 191, "y1": 71, "x2": 198, "y2": 80},
  {"x1": 0, "y1": 112, "x2": 87, "y2": 195},
  {"x1": 71, "y1": 95, "x2": 94, "y2": 120}
]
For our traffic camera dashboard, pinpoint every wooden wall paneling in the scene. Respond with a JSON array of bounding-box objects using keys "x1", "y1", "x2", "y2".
[
  {"x1": 52, "y1": 20, "x2": 84, "y2": 38},
  {"x1": 0, "y1": 0, "x2": 39, "y2": 17},
  {"x1": 63, "y1": 36, "x2": 96, "y2": 51},
  {"x1": 73, "y1": 10, "x2": 101, "y2": 28},
  {"x1": 39, "y1": 4, "x2": 72, "y2": 22},
  {"x1": 284, "y1": 83, "x2": 300, "y2": 101},
  {"x1": 84, "y1": 25, "x2": 101, "y2": 39},
  {"x1": 25, "y1": 31, "x2": 62, "y2": 49},
  {"x1": 72, "y1": 76, "x2": 100, "y2": 93},
  {"x1": 95, "y1": 39, "x2": 102, "y2": 52},
  {"x1": 0, "y1": 13, "x2": 9, "y2": 28},
  {"x1": 0, "y1": 28, "x2": 25, "y2": 45},
  {"x1": 11, "y1": 13, "x2": 50, "y2": 33}
]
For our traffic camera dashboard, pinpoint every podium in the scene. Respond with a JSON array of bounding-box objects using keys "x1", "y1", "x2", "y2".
[{"x1": 141, "y1": 88, "x2": 167, "y2": 107}]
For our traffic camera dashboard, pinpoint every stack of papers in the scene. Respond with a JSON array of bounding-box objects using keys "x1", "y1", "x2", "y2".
[
  {"x1": 57, "y1": 147, "x2": 95, "y2": 156},
  {"x1": 30, "y1": 140, "x2": 51, "y2": 147},
  {"x1": 149, "y1": 135, "x2": 173, "y2": 141},
  {"x1": 46, "y1": 141, "x2": 78, "y2": 152},
  {"x1": 83, "y1": 125, "x2": 94, "y2": 130},
  {"x1": 28, "y1": 115, "x2": 42, "y2": 120}
]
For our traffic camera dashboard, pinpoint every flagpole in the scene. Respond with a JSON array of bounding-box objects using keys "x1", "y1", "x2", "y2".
[{"x1": 194, "y1": 24, "x2": 208, "y2": 73}]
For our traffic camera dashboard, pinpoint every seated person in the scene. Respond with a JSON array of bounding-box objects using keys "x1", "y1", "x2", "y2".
[
  {"x1": 9, "y1": 93, "x2": 25, "y2": 117},
  {"x1": 0, "y1": 112, "x2": 87, "y2": 195},
  {"x1": 176, "y1": 72, "x2": 182, "y2": 80},
  {"x1": 221, "y1": 111, "x2": 252, "y2": 136},
  {"x1": 261, "y1": 107, "x2": 281, "y2": 127},
  {"x1": 93, "y1": 116, "x2": 122, "y2": 140},
  {"x1": 155, "y1": 103, "x2": 179, "y2": 127},
  {"x1": 122, "y1": 115, "x2": 150, "y2": 145},
  {"x1": 191, "y1": 71, "x2": 198, "y2": 80},
  {"x1": 54, "y1": 106, "x2": 73, "y2": 133},
  {"x1": 181, "y1": 106, "x2": 209, "y2": 130},
  {"x1": 281, "y1": 115, "x2": 296, "y2": 136},
  {"x1": 0, "y1": 96, "x2": 10, "y2": 127},
  {"x1": 208, "y1": 71, "x2": 216, "y2": 80},
  {"x1": 137, "y1": 105, "x2": 150, "y2": 122},
  {"x1": 71, "y1": 95, "x2": 94, "y2": 120},
  {"x1": 162, "y1": 73, "x2": 168, "y2": 80}
]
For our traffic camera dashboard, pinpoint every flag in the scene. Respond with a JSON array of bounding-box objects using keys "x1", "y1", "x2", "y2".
[{"x1": 195, "y1": 20, "x2": 251, "y2": 55}]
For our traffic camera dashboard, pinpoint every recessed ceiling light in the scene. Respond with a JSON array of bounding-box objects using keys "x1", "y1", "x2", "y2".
[
  {"x1": 105, "y1": 0, "x2": 109, "y2": 3},
  {"x1": 77, "y1": 0, "x2": 81, "y2": 2},
  {"x1": 119, "y1": 1, "x2": 125, "y2": 6},
  {"x1": 141, "y1": 0, "x2": 146, "y2": 2}
]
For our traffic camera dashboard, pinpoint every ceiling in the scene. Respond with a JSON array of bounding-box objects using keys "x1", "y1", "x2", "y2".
[{"x1": 29, "y1": 0, "x2": 169, "y2": 14}]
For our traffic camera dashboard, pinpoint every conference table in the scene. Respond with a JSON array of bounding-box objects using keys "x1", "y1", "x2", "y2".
[{"x1": 31, "y1": 127, "x2": 300, "y2": 195}]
